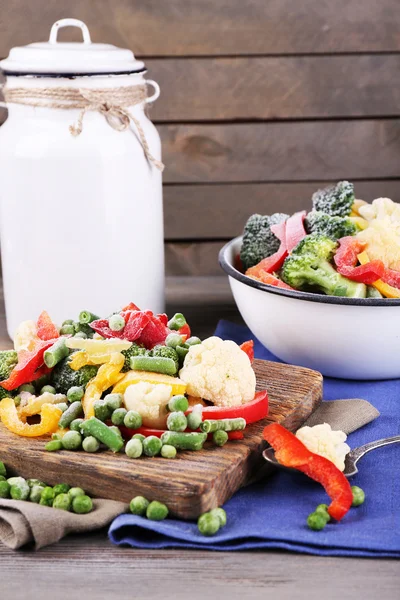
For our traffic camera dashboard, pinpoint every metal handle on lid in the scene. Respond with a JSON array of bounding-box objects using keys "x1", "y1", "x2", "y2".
[{"x1": 49, "y1": 19, "x2": 92, "y2": 44}]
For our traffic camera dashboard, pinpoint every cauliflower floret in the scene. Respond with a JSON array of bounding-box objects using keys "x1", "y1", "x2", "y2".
[
  {"x1": 179, "y1": 336, "x2": 256, "y2": 407},
  {"x1": 296, "y1": 423, "x2": 350, "y2": 471},
  {"x1": 123, "y1": 381, "x2": 172, "y2": 429},
  {"x1": 357, "y1": 200, "x2": 400, "y2": 271},
  {"x1": 359, "y1": 197, "x2": 400, "y2": 222},
  {"x1": 14, "y1": 320, "x2": 39, "y2": 352}
]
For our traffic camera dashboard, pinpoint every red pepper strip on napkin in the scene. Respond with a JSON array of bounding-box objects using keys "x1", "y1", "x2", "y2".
[
  {"x1": 334, "y1": 237, "x2": 385, "y2": 284},
  {"x1": 245, "y1": 221, "x2": 288, "y2": 277},
  {"x1": 0, "y1": 340, "x2": 56, "y2": 391},
  {"x1": 263, "y1": 423, "x2": 353, "y2": 521},
  {"x1": 285, "y1": 211, "x2": 307, "y2": 252},
  {"x1": 240, "y1": 340, "x2": 254, "y2": 363},
  {"x1": 186, "y1": 390, "x2": 269, "y2": 424},
  {"x1": 36, "y1": 310, "x2": 59, "y2": 341}
]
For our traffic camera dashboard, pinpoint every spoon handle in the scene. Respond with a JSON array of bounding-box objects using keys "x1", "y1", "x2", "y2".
[{"x1": 350, "y1": 435, "x2": 400, "y2": 465}]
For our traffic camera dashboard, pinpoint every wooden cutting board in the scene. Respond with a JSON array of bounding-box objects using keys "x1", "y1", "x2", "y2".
[{"x1": 0, "y1": 359, "x2": 322, "y2": 519}]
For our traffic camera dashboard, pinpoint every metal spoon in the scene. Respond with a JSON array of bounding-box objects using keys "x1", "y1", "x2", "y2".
[{"x1": 263, "y1": 435, "x2": 400, "y2": 478}]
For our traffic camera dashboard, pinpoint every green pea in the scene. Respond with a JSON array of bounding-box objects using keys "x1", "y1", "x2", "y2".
[
  {"x1": 40, "y1": 385, "x2": 56, "y2": 395},
  {"x1": 0, "y1": 480, "x2": 10, "y2": 498},
  {"x1": 125, "y1": 438, "x2": 143, "y2": 459},
  {"x1": 111, "y1": 407, "x2": 128, "y2": 426},
  {"x1": 315, "y1": 503, "x2": 331, "y2": 522},
  {"x1": 53, "y1": 483, "x2": 71, "y2": 496},
  {"x1": 14, "y1": 396, "x2": 21, "y2": 407},
  {"x1": 62, "y1": 319, "x2": 74, "y2": 326},
  {"x1": 62, "y1": 430, "x2": 82, "y2": 451},
  {"x1": 351, "y1": 486, "x2": 366, "y2": 507},
  {"x1": 0, "y1": 475, "x2": 5, "y2": 481},
  {"x1": 10, "y1": 480, "x2": 30, "y2": 500},
  {"x1": 83, "y1": 436, "x2": 100, "y2": 453},
  {"x1": 210, "y1": 507, "x2": 227, "y2": 527},
  {"x1": 213, "y1": 430, "x2": 228, "y2": 447},
  {"x1": 56, "y1": 403, "x2": 69, "y2": 413},
  {"x1": 143, "y1": 436, "x2": 162, "y2": 457},
  {"x1": 124, "y1": 410, "x2": 142, "y2": 430},
  {"x1": 53, "y1": 493, "x2": 72, "y2": 511},
  {"x1": 67, "y1": 386, "x2": 84, "y2": 402},
  {"x1": 186, "y1": 406, "x2": 203, "y2": 431},
  {"x1": 165, "y1": 333, "x2": 185, "y2": 348},
  {"x1": 94, "y1": 399, "x2": 112, "y2": 422},
  {"x1": 104, "y1": 393, "x2": 123, "y2": 411},
  {"x1": 27, "y1": 478, "x2": 47, "y2": 488},
  {"x1": 0, "y1": 461, "x2": 6, "y2": 478},
  {"x1": 39, "y1": 486, "x2": 55, "y2": 507},
  {"x1": 7, "y1": 476, "x2": 26, "y2": 487},
  {"x1": 307, "y1": 512, "x2": 327, "y2": 531},
  {"x1": 167, "y1": 313, "x2": 186, "y2": 331},
  {"x1": 129, "y1": 496, "x2": 149, "y2": 516},
  {"x1": 167, "y1": 411, "x2": 187, "y2": 432},
  {"x1": 29, "y1": 485, "x2": 44, "y2": 503},
  {"x1": 70, "y1": 418, "x2": 85, "y2": 432},
  {"x1": 185, "y1": 336, "x2": 201, "y2": 347},
  {"x1": 68, "y1": 487, "x2": 85, "y2": 500},
  {"x1": 146, "y1": 500, "x2": 169, "y2": 521},
  {"x1": 132, "y1": 433, "x2": 146, "y2": 442},
  {"x1": 197, "y1": 512, "x2": 220, "y2": 536},
  {"x1": 168, "y1": 395, "x2": 189, "y2": 413},
  {"x1": 60, "y1": 324, "x2": 75, "y2": 336},
  {"x1": 19, "y1": 383, "x2": 35, "y2": 394},
  {"x1": 72, "y1": 494, "x2": 93, "y2": 514},
  {"x1": 109, "y1": 314, "x2": 125, "y2": 331},
  {"x1": 74, "y1": 331, "x2": 88, "y2": 339},
  {"x1": 160, "y1": 444, "x2": 177, "y2": 459}
]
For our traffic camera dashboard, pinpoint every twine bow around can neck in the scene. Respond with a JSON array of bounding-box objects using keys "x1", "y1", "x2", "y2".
[{"x1": 1, "y1": 84, "x2": 164, "y2": 171}]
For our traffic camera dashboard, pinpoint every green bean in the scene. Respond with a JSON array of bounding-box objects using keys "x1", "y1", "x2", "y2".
[
  {"x1": 185, "y1": 337, "x2": 201, "y2": 347},
  {"x1": 61, "y1": 430, "x2": 82, "y2": 451},
  {"x1": 143, "y1": 436, "x2": 162, "y2": 457},
  {"x1": 58, "y1": 401, "x2": 83, "y2": 429},
  {"x1": 200, "y1": 418, "x2": 246, "y2": 434},
  {"x1": 168, "y1": 395, "x2": 189, "y2": 413},
  {"x1": 132, "y1": 433, "x2": 145, "y2": 442},
  {"x1": 307, "y1": 512, "x2": 327, "y2": 531},
  {"x1": 68, "y1": 487, "x2": 85, "y2": 500},
  {"x1": 29, "y1": 485, "x2": 44, "y2": 503},
  {"x1": 60, "y1": 323, "x2": 75, "y2": 336},
  {"x1": 123, "y1": 410, "x2": 142, "y2": 429},
  {"x1": 10, "y1": 480, "x2": 30, "y2": 500},
  {"x1": 70, "y1": 418, "x2": 85, "y2": 432},
  {"x1": 39, "y1": 486, "x2": 55, "y2": 507},
  {"x1": 80, "y1": 417, "x2": 124, "y2": 453},
  {"x1": 19, "y1": 383, "x2": 36, "y2": 394},
  {"x1": 72, "y1": 494, "x2": 93, "y2": 514},
  {"x1": 45, "y1": 439, "x2": 63, "y2": 452},
  {"x1": 111, "y1": 408, "x2": 128, "y2": 426},
  {"x1": 82, "y1": 436, "x2": 100, "y2": 453},
  {"x1": 146, "y1": 500, "x2": 168, "y2": 521},
  {"x1": 109, "y1": 314, "x2": 125, "y2": 331},
  {"x1": 186, "y1": 405, "x2": 203, "y2": 431},
  {"x1": 210, "y1": 508, "x2": 227, "y2": 527},
  {"x1": 44, "y1": 338, "x2": 69, "y2": 368},
  {"x1": 125, "y1": 438, "x2": 143, "y2": 458},
  {"x1": 0, "y1": 481, "x2": 10, "y2": 498},
  {"x1": 78, "y1": 311, "x2": 99, "y2": 325},
  {"x1": 165, "y1": 333, "x2": 184, "y2": 348},
  {"x1": 0, "y1": 461, "x2": 6, "y2": 478},
  {"x1": 129, "y1": 496, "x2": 149, "y2": 516},
  {"x1": 213, "y1": 430, "x2": 228, "y2": 446},
  {"x1": 53, "y1": 493, "x2": 72, "y2": 511},
  {"x1": 160, "y1": 431, "x2": 207, "y2": 451},
  {"x1": 197, "y1": 512, "x2": 220, "y2": 536},
  {"x1": 93, "y1": 399, "x2": 112, "y2": 422},
  {"x1": 104, "y1": 393, "x2": 123, "y2": 411},
  {"x1": 109, "y1": 425, "x2": 123, "y2": 439},
  {"x1": 67, "y1": 386, "x2": 84, "y2": 402},
  {"x1": 167, "y1": 313, "x2": 186, "y2": 331},
  {"x1": 130, "y1": 355, "x2": 177, "y2": 376},
  {"x1": 351, "y1": 486, "x2": 365, "y2": 507},
  {"x1": 160, "y1": 444, "x2": 177, "y2": 459},
  {"x1": 167, "y1": 411, "x2": 187, "y2": 432}
]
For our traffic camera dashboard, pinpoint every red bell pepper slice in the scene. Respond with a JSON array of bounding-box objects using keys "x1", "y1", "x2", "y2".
[
  {"x1": 0, "y1": 339, "x2": 56, "y2": 391},
  {"x1": 381, "y1": 267, "x2": 400, "y2": 290},
  {"x1": 246, "y1": 270, "x2": 294, "y2": 290},
  {"x1": 157, "y1": 313, "x2": 169, "y2": 326},
  {"x1": 178, "y1": 323, "x2": 191, "y2": 339},
  {"x1": 334, "y1": 237, "x2": 385, "y2": 284},
  {"x1": 186, "y1": 390, "x2": 269, "y2": 425},
  {"x1": 91, "y1": 310, "x2": 170, "y2": 349},
  {"x1": 36, "y1": 311, "x2": 59, "y2": 341},
  {"x1": 245, "y1": 221, "x2": 288, "y2": 277},
  {"x1": 263, "y1": 423, "x2": 353, "y2": 521},
  {"x1": 116, "y1": 424, "x2": 244, "y2": 441},
  {"x1": 121, "y1": 302, "x2": 141, "y2": 312},
  {"x1": 240, "y1": 340, "x2": 254, "y2": 363},
  {"x1": 285, "y1": 211, "x2": 307, "y2": 252}
]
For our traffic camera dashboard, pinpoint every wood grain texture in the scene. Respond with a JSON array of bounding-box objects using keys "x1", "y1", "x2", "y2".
[
  {"x1": 0, "y1": 359, "x2": 322, "y2": 519},
  {"x1": 147, "y1": 55, "x2": 400, "y2": 121},
  {"x1": 1, "y1": 0, "x2": 400, "y2": 56},
  {"x1": 164, "y1": 180, "x2": 400, "y2": 239}
]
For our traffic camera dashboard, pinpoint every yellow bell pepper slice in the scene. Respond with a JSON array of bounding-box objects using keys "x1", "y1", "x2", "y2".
[
  {"x1": 0, "y1": 398, "x2": 62, "y2": 437},
  {"x1": 113, "y1": 371, "x2": 187, "y2": 396},
  {"x1": 69, "y1": 350, "x2": 120, "y2": 370},
  {"x1": 352, "y1": 199, "x2": 368, "y2": 215},
  {"x1": 349, "y1": 216, "x2": 369, "y2": 231},
  {"x1": 66, "y1": 338, "x2": 132, "y2": 354},
  {"x1": 357, "y1": 252, "x2": 400, "y2": 298},
  {"x1": 82, "y1": 352, "x2": 125, "y2": 418}
]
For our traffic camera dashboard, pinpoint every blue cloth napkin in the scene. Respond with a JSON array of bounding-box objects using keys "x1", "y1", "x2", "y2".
[{"x1": 109, "y1": 321, "x2": 400, "y2": 557}]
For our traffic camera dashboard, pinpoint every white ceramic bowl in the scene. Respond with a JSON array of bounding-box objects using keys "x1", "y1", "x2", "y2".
[{"x1": 219, "y1": 237, "x2": 400, "y2": 380}]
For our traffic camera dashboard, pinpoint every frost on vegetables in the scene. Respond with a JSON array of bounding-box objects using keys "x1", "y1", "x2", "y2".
[
  {"x1": 240, "y1": 181, "x2": 400, "y2": 298},
  {"x1": 0, "y1": 304, "x2": 268, "y2": 458}
]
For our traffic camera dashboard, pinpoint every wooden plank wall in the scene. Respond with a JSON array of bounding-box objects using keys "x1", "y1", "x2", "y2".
[{"x1": 1, "y1": 0, "x2": 400, "y2": 275}]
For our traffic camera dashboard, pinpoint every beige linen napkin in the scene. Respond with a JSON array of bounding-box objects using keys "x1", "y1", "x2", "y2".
[{"x1": 0, "y1": 398, "x2": 379, "y2": 550}]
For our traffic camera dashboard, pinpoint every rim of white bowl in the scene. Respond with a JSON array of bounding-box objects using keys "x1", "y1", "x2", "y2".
[{"x1": 219, "y1": 236, "x2": 400, "y2": 307}]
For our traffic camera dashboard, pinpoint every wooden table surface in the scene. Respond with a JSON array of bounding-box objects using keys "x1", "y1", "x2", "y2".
[{"x1": 0, "y1": 277, "x2": 399, "y2": 600}]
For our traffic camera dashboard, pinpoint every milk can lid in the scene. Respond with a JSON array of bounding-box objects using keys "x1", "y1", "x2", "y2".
[{"x1": 0, "y1": 19, "x2": 146, "y2": 76}]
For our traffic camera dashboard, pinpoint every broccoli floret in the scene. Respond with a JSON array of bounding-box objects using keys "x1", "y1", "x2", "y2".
[
  {"x1": 281, "y1": 234, "x2": 366, "y2": 298},
  {"x1": 152, "y1": 345, "x2": 179, "y2": 371},
  {"x1": 50, "y1": 354, "x2": 99, "y2": 394},
  {"x1": 306, "y1": 211, "x2": 357, "y2": 241},
  {"x1": 121, "y1": 344, "x2": 147, "y2": 372},
  {"x1": 0, "y1": 386, "x2": 12, "y2": 400},
  {"x1": 240, "y1": 212, "x2": 289, "y2": 270},
  {"x1": 0, "y1": 350, "x2": 18, "y2": 381},
  {"x1": 312, "y1": 181, "x2": 355, "y2": 217}
]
